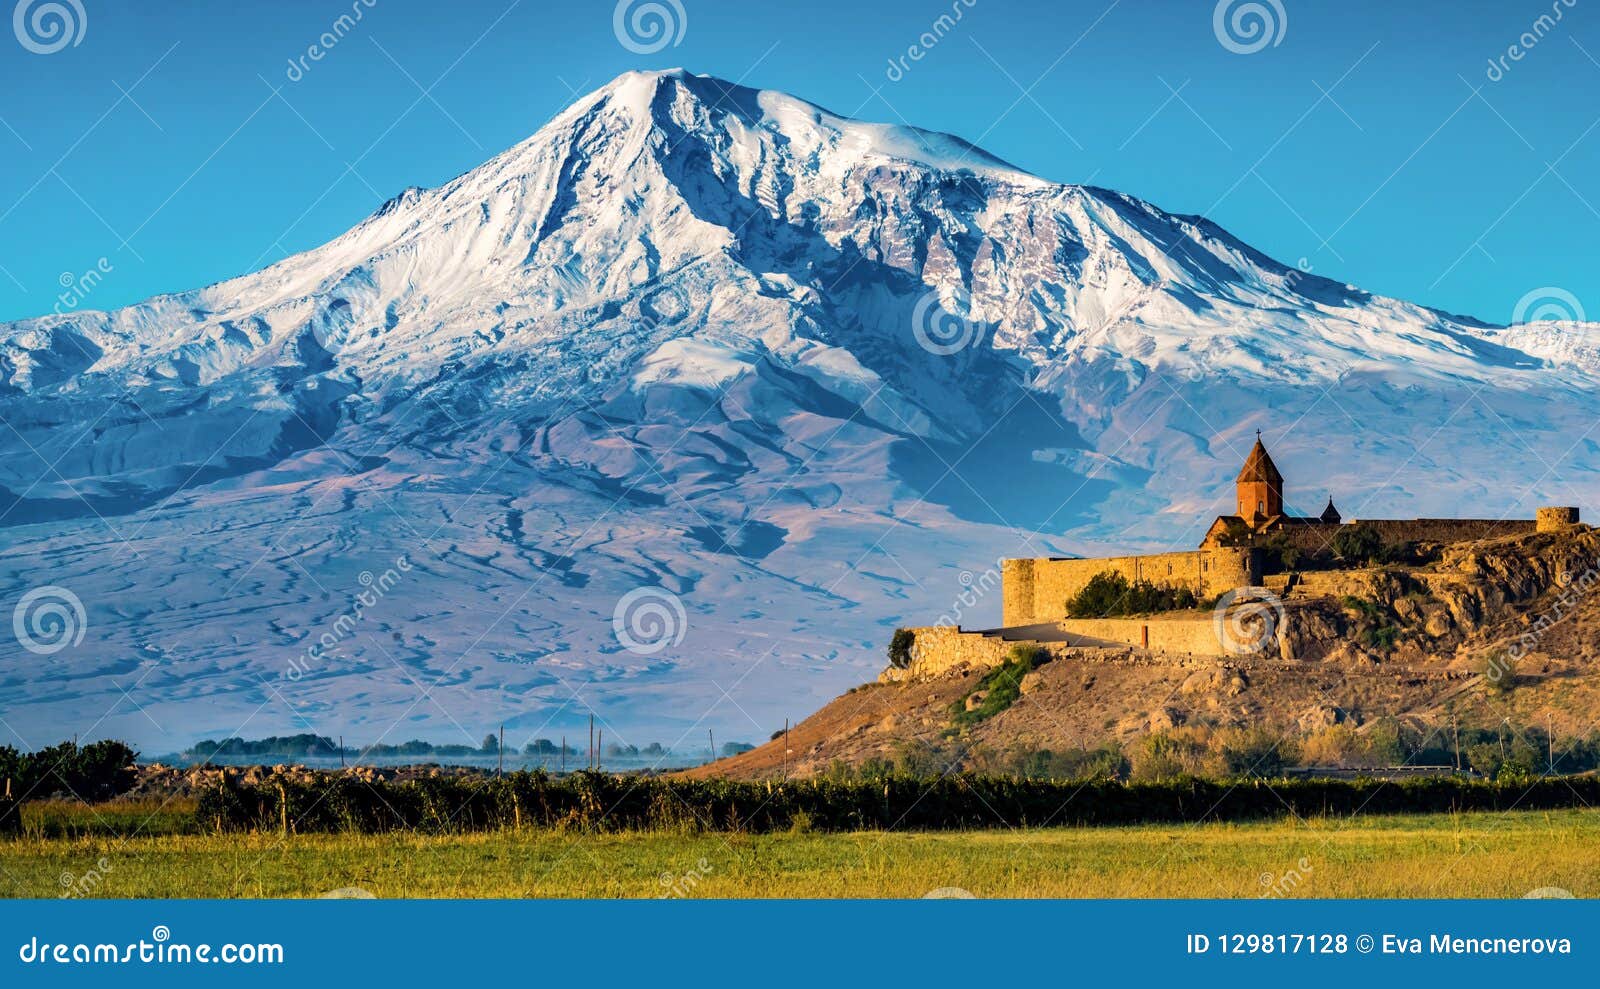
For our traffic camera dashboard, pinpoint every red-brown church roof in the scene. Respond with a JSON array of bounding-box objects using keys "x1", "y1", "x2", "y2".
[{"x1": 1237, "y1": 437, "x2": 1283, "y2": 483}]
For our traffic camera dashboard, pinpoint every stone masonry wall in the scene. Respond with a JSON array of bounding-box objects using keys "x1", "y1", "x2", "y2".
[
  {"x1": 884, "y1": 619, "x2": 1227, "y2": 683},
  {"x1": 1001, "y1": 548, "x2": 1260, "y2": 626},
  {"x1": 896, "y1": 625, "x2": 1012, "y2": 679},
  {"x1": 1537, "y1": 507, "x2": 1581, "y2": 532},
  {"x1": 1054, "y1": 616, "x2": 1225, "y2": 656},
  {"x1": 1273, "y1": 519, "x2": 1535, "y2": 556}
]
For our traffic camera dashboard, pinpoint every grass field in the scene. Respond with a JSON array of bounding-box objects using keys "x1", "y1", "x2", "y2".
[{"x1": 1, "y1": 802, "x2": 1596, "y2": 898}]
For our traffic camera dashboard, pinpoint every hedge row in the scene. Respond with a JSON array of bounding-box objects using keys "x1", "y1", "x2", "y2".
[
  {"x1": 0, "y1": 741, "x2": 138, "y2": 803},
  {"x1": 194, "y1": 771, "x2": 1600, "y2": 834}
]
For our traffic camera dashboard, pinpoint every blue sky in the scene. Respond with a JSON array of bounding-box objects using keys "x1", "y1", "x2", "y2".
[{"x1": 0, "y1": 0, "x2": 1595, "y2": 325}]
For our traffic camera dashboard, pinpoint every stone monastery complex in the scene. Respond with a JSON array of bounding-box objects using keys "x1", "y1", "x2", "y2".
[
  {"x1": 1000, "y1": 435, "x2": 1577, "y2": 629},
  {"x1": 898, "y1": 435, "x2": 1582, "y2": 674}
]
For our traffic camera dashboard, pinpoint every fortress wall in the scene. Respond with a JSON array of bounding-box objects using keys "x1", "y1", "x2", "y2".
[
  {"x1": 1358, "y1": 519, "x2": 1535, "y2": 546},
  {"x1": 900, "y1": 625, "x2": 1012, "y2": 679},
  {"x1": 1001, "y1": 549, "x2": 1260, "y2": 626},
  {"x1": 1272, "y1": 519, "x2": 1537, "y2": 556},
  {"x1": 1001, "y1": 559, "x2": 1035, "y2": 627},
  {"x1": 887, "y1": 621, "x2": 1225, "y2": 682},
  {"x1": 1055, "y1": 616, "x2": 1226, "y2": 656},
  {"x1": 1537, "y1": 507, "x2": 1581, "y2": 532},
  {"x1": 1206, "y1": 547, "x2": 1263, "y2": 592}
]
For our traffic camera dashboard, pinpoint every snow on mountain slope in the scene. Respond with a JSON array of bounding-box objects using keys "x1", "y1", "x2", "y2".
[{"x1": 3, "y1": 68, "x2": 1598, "y2": 751}]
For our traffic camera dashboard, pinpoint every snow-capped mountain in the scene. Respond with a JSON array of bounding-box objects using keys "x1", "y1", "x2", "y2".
[{"x1": 3, "y1": 68, "x2": 1597, "y2": 751}]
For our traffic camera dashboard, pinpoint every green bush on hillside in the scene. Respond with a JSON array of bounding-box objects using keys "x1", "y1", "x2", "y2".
[
  {"x1": 949, "y1": 644, "x2": 1046, "y2": 728},
  {"x1": 1066, "y1": 571, "x2": 1199, "y2": 618}
]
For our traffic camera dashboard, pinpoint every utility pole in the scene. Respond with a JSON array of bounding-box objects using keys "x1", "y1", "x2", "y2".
[
  {"x1": 1451, "y1": 709, "x2": 1461, "y2": 771},
  {"x1": 783, "y1": 718, "x2": 789, "y2": 782},
  {"x1": 709, "y1": 729, "x2": 715, "y2": 763},
  {"x1": 560, "y1": 735, "x2": 566, "y2": 774},
  {"x1": 498, "y1": 724, "x2": 504, "y2": 777},
  {"x1": 339, "y1": 735, "x2": 345, "y2": 770},
  {"x1": 597, "y1": 730, "x2": 603, "y2": 772}
]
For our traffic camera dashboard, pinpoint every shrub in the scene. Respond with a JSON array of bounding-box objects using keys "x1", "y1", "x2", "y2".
[
  {"x1": 1214, "y1": 727, "x2": 1296, "y2": 777},
  {"x1": 1066, "y1": 571, "x2": 1199, "y2": 618},
  {"x1": 1331, "y1": 524, "x2": 1387, "y2": 564},
  {"x1": 1361, "y1": 625, "x2": 1399, "y2": 651},
  {"x1": 1262, "y1": 532, "x2": 1303, "y2": 571},
  {"x1": 949, "y1": 645, "x2": 1045, "y2": 727},
  {"x1": 967, "y1": 742, "x2": 1128, "y2": 780},
  {"x1": 887, "y1": 628, "x2": 915, "y2": 670},
  {"x1": 192, "y1": 770, "x2": 1600, "y2": 834},
  {"x1": 1131, "y1": 730, "x2": 1210, "y2": 781},
  {"x1": 1478, "y1": 651, "x2": 1517, "y2": 693},
  {"x1": 1465, "y1": 742, "x2": 1503, "y2": 778},
  {"x1": 1341, "y1": 596, "x2": 1399, "y2": 653},
  {"x1": 0, "y1": 740, "x2": 138, "y2": 802}
]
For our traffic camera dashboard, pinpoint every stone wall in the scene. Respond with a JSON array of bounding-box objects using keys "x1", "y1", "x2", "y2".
[
  {"x1": 1001, "y1": 548, "x2": 1260, "y2": 626},
  {"x1": 895, "y1": 625, "x2": 1012, "y2": 679},
  {"x1": 1054, "y1": 615, "x2": 1225, "y2": 656},
  {"x1": 1537, "y1": 507, "x2": 1581, "y2": 532},
  {"x1": 883, "y1": 622, "x2": 1225, "y2": 683},
  {"x1": 1272, "y1": 519, "x2": 1535, "y2": 556}
]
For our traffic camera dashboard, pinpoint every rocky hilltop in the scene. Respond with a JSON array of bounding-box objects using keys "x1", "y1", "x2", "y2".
[{"x1": 689, "y1": 526, "x2": 1600, "y2": 779}]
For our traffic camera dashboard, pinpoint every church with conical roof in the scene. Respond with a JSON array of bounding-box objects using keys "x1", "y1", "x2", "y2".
[
  {"x1": 1200, "y1": 432, "x2": 1342, "y2": 546},
  {"x1": 995, "y1": 434, "x2": 1579, "y2": 630}
]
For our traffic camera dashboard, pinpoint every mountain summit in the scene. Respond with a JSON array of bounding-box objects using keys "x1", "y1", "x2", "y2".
[{"x1": 3, "y1": 70, "x2": 1597, "y2": 748}]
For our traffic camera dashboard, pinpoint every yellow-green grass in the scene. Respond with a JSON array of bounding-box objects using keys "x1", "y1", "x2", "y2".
[
  {"x1": 15, "y1": 797, "x2": 200, "y2": 840},
  {"x1": 2, "y1": 807, "x2": 1596, "y2": 898}
]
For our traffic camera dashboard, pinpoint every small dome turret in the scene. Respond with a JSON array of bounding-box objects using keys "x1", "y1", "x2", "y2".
[{"x1": 1320, "y1": 496, "x2": 1342, "y2": 524}]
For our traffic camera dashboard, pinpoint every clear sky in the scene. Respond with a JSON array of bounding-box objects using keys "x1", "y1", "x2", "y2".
[{"x1": 0, "y1": 0, "x2": 1595, "y2": 325}]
